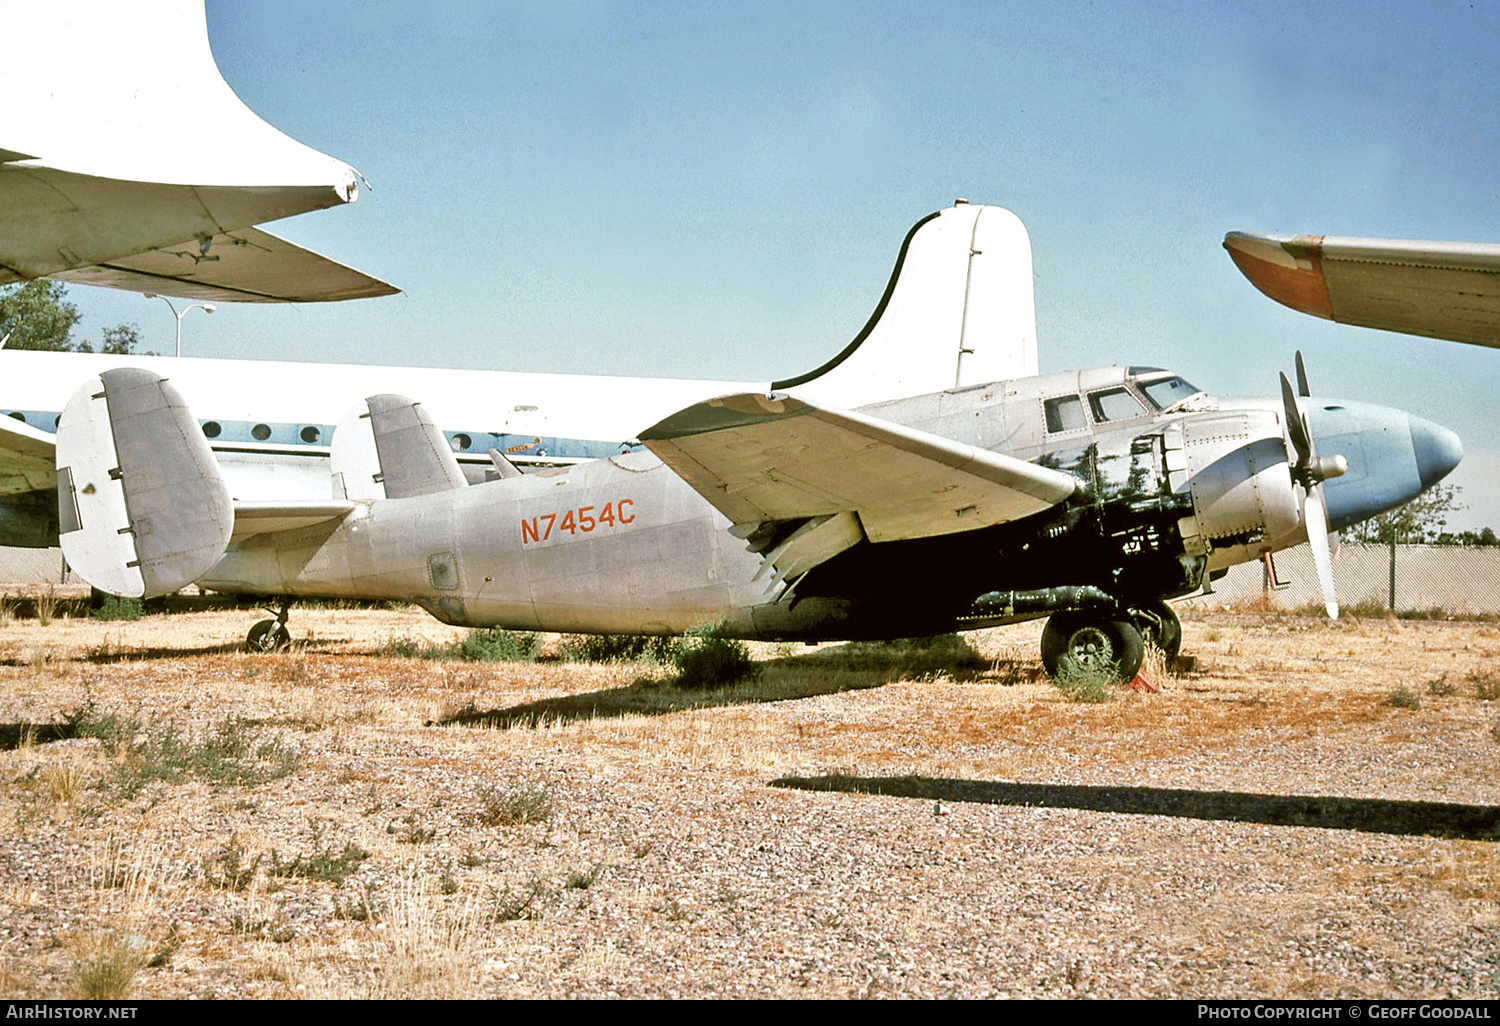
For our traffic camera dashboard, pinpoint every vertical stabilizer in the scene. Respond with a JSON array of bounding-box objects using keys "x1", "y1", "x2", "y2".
[
  {"x1": 332, "y1": 395, "x2": 468, "y2": 500},
  {"x1": 774, "y1": 202, "x2": 1038, "y2": 409},
  {"x1": 56, "y1": 369, "x2": 232, "y2": 598}
]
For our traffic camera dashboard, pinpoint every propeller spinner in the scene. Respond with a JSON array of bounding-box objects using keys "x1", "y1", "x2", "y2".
[{"x1": 1279, "y1": 354, "x2": 1347, "y2": 618}]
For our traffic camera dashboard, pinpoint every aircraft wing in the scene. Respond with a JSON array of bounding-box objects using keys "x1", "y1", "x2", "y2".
[
  {"x1": 41, "y1": 226, "x2": 399, "y2": 304},
  {"x1": 641, "y1": 392, "x2": 1079, "y2": 581},
  {"x1": 1224, "y1": 232, "x2": 1500, "y2": 348},
  {"x1": 0, "y1": 1, "x2": 395, "y2": 302},
  {"x1": 0, "y1": 414, "x2": 58, "y2": 497}
]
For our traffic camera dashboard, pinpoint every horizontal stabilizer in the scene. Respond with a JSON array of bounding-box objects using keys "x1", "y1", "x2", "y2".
[
  {"x1": 44, "y1": 225, "x2": 399, "y2": 304},
  {"x1": 56, "y1": 368, "x2": 232, "y2": 597},
  {"x1": 642, "y1": 392, "x2": 1079, "y2": 570},
  {"x1": 0, "y1": 414, "x2": 58, "y2": 497},
  {"x1": 1224, "y1": 232, "x2": 1500, "y2": 349},
  {"x1": 230, "y1": 499, "x2": 358, "y2": 542},
  {"x1": 332, "y1": 395, "x2": 468, "y2": 500}
]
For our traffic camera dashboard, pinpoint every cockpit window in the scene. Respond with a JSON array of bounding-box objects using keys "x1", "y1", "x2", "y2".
[
  {"x1": 1044, "y1": 395, "x2": 1086, "y2": 433},
  {"x1": 1088, "y1": 388, "x2": 1147, "y2": 422},
  {"x1": 1139, "y1": 375, "x2": 1202, "y2": 410}
]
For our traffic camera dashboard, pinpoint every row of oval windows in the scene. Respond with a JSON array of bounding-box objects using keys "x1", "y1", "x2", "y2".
[
  {"x1": 6, "y1": 411, "x2": 486, "y2": 454},
  {"x1": 199, "y1": 421, "x2": 327, "y2": 444},
  {"x1": 199, "y1": 420, "x2": 478, "y2": 452}
]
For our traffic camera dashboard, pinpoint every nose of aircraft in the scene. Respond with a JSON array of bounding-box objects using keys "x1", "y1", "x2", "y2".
[
  {"x1": 1306, "y1": 399, "x2": 1463, "y2": 532},
  {"x1": 1411, "y1": 415, "x2": 1464, "y2": 492}
]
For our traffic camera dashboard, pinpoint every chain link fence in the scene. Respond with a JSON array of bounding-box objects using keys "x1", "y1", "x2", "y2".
[
  {"x1": 3, "y1": 541, "x2": 1500, "y2": 615},
  {"x1": 0, "y1": 547, "x2": 80, "y2": 589},
  {"x1": 1185, "y1": 542, "x2": 1500, "y2": 616}
]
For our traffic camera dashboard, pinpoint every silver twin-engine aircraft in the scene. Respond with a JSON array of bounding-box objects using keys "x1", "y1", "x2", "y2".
[{"x1": 0, "y1": 202, "x2": 1464, "y2": 682}]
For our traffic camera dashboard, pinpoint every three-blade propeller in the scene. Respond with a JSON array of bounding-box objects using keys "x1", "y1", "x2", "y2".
[{"x1": 1279, "y1": 353, "x2": 1347, "y2": 618}]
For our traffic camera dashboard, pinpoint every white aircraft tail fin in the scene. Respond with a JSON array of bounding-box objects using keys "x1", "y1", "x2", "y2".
[
  {"x1": 56, "y1": 369, "x2": 232, "y2": 598},
  {"x1": 332, "y1": 395, "x2": 468, "y2": 501},
  {"x1": 774, "y1": 202, "x2": 1039, "y2": 409}
]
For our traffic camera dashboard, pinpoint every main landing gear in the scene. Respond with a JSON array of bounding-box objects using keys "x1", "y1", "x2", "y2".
[
  {"x1": 1038, "y1": 600, "x2": 1181, "y2": 682},
  {"x1": 245, "y1": 600, "x2": 293, "y2": 652}
]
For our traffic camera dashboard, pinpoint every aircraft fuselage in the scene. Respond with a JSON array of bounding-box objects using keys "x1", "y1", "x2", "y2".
[{"x1": 195, "y1": 364, "x2": 1461, "y2": 641}]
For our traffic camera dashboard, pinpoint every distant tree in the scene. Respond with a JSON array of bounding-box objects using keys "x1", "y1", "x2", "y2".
[
  {"x1": 98, "y1": 322, "x2": 144, "y2": 355},
  {"x1": 1435, "y1": 526, "x2": 1500, "y2": 547},
  {"x1": 0, "y1": 282, "x2": 153, "y2": 355},
  {"x1": 0, "y1": 281, "x2": 81, "y2": 350},
  {"x1": 1343, "y1": 483, "x2": 1465, "y2": 545}
]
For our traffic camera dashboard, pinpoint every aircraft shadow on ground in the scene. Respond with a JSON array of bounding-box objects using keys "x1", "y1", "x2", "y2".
[
  {"x1": 435, "y1": 637, "x2": 1009, "y2": 730},
  {"x1": 436, "y1": 672, "x2": 870, "y2": 730},
  {"x1": 770, "y1": 774, "x2": 1500, "y2": 842},
  {"x1": 0, "y1": 722, "x2": 77, "y2": 750},
  {"x1": 0, "y1": 638, "x2": 368, "y2": 667}
]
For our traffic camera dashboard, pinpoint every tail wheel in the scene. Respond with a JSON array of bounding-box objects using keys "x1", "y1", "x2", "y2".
[
  {"x1": 1040, "y1": 613, "x2": 1145, "y2": 682},
  {"x1": 246, "y1": 619, "x2": 292, "y2": 652},
  {"x1": 1133, "y1": 599, "x2": 1182, "y2": 660}
]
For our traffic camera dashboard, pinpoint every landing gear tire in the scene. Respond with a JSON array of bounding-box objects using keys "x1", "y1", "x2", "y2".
[
  {"x1": 1040, "y1": 613, "x2": 1145, "y2": 682},
  {"x1": 1133, "y1": 600, "x2": 1182, "y2": 660},
  {"x1": 246, "y1": 619, "x2": 292, "y2": 652}
]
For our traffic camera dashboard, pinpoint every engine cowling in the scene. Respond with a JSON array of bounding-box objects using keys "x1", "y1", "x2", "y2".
[{"x1": 1165, "y1": 410, "x2": 1301, "y2": 571}]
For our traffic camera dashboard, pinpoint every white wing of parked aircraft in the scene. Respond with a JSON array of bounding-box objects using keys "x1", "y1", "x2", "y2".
[
  {"x1": 1223, "y1": 232, "x2": 1500, "y2": 349},
  {"x1": 0, "y1": 0, "x2": 397, "y2": 303},
  {"x1": 641, "y1": 390, "x2": 1080, "y2": 585}
]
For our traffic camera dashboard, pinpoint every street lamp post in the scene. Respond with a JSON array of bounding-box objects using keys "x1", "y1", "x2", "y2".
[{"x1": 144, "y1": 294, "x2": 216, "y2": 357}]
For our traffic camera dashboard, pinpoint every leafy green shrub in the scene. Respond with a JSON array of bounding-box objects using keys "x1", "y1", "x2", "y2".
[
  {"x1": 461, "y1": 627, "x2": 540, "y2": 662},
  {"x1": 379, "y1": 628, "x2": 540, "y2": 662},
  {"x1": 91, "y1": 596, "x2": 144, "y2": 621},
  {"x1": 556, "y1": 633, "x2": 679, "y2": 663},
  {"x1": 488, "y1": 878, "x2": 550, "y2": 922},
  {"x1": 1387, "y1": 686, "x2": 1421, "y2": 709},
  {"x1": 376, "y1": 635, "x2": 449, "y2": 659},
  {"x1": 203, "y1": 839, "x2": 262, "y2": 892},
  {"x1": 1470, "y1": 669, "x2": 1500, "y2": 701},
  {"x1": 62, "y1": 701, "x2": 140, "y2": 755},
  {"x1": 1052, "y1": 663, "x2": 1120, "y2": 703},
  {"x1": 1427, "y1": 674, "x2": 1459, "y2": 697},
  {"x1": 378, "y1": 630, "x2": 543, "y2": 660},
  {"x1": 268, "y1": 835, "x2": 370, "y2": 887},
  {"x1": 111, "y1": 718, "x2": 300, "y2": 795},
  {"x1": 478, "y1": 783, "x2": 552, "y2": 827},
  {"x1": 668, "y1": 622, "x2": 758, "y2": 689}
]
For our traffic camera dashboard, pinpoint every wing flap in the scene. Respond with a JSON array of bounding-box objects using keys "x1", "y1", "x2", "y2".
[
  {"x1": 1224, "y1": 232, "x2": 1500, "y2": 348},
  {"x1": 47, "y1": 225, "x2": 398, "y2": 304},
  {"x1": 642, "y1": 392, "x2": 1080, "y2": 549}
]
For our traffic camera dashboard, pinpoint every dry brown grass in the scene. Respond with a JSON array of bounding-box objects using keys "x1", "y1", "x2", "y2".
[{"x1": 0, "y1": 603, "x2": 1495, "y2": 999}]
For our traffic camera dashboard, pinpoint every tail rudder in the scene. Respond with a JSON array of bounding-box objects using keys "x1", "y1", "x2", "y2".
[
  {"x1": 775, "y1": 201, "x2": 1038, "y2": 408},
  {"x1": 56, "y1": 368, "x2": 231, "y2": 598}
]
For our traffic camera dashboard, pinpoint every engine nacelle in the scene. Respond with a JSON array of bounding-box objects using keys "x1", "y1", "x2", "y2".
[{"x1": 1165, "y1": 411, "x2": 1301, "y2": 571}]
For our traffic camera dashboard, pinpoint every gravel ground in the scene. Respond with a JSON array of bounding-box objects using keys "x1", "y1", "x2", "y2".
[{"x1": 0, "y1": 603, "x2": 1495, "y2": 999}]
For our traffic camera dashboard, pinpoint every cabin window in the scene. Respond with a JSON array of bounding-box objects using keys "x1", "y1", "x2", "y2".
[
  {"x1": 251, "y1": 423, "x2": 272, "y2": 441},
  {"x1": 300, "y1": 425, "x2": 321, "y2": 444},
  {"x1": 1140, "y1": 376, "x2": 1201, "y2": 410},
  {"x1": 1088, "y1": 388, "x2": 1147, "y2": 423},
  {"x1": 1044, "y1": 395, "x2": 1086, "y2": 433},
  {"x1": 201, "y1": 421, "x2": 221, "y2": 438},
  {"x1": 451, "y1": 433, "x2": 472, "y2": 452}
]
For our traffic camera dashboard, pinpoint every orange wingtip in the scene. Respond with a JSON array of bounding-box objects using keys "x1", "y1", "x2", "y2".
[{"x1": 1223, "y1": 232, "x2": 1334, "y2": 320}]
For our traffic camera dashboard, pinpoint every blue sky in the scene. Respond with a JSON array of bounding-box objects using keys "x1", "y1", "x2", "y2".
[{"x1": 66, "y1": 0, "x2": 1500, "y2": 528}]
